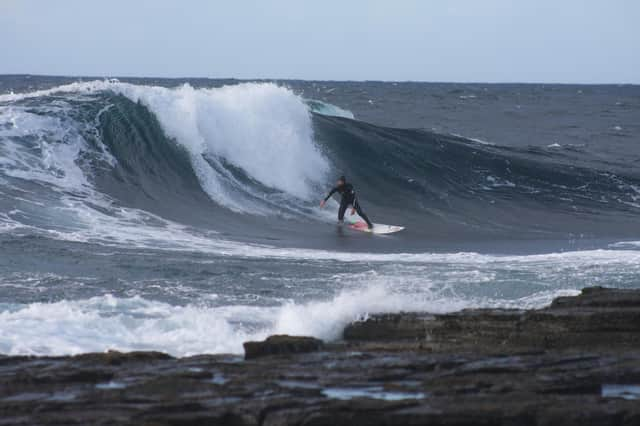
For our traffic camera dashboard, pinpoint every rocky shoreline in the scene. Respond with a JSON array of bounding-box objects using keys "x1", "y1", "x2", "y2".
[{"x1": 2, "y1": 287, "x2": 640, "y2": 425}]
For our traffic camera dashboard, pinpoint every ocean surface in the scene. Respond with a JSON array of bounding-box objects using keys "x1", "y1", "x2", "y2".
[{"x1": 1, "y1": 75, "x2": 639, "y2": 356}]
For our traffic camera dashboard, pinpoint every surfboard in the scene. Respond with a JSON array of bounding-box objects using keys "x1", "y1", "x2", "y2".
[{"x1": 347, "y1": 218, "x2": 405, "y2": 234}]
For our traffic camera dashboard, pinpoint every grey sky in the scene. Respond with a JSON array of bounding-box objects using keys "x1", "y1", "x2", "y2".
[{"x1": 1, "y1": 0, "x2": 638, "y2": 83}]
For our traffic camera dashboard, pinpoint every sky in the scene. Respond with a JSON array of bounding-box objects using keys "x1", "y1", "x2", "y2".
[{"x1": 1, "y1": 0, "x2": 639, "y2": 83}]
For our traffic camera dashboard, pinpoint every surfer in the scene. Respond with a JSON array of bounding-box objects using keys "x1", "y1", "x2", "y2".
[{"x1": 320, "y1": 176, "x2": 374, "y2": 229}]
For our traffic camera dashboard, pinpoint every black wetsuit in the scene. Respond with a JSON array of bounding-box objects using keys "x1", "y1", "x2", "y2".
[{"x1": 324, "y1": 183, "x2": 373, "y2": 228}]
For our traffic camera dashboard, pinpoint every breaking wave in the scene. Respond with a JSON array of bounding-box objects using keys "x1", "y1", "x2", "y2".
[{"x1": 2, "y1": 80, "x2": 640, "y2": 246}]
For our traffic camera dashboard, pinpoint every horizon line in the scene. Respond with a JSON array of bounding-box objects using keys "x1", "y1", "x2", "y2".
[{"x1": 1, "y1": 73, "x2": 638, "y2": 87}]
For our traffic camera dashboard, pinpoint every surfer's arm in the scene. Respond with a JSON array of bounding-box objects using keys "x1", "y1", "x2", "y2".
[{"x1": 321, "y1": 187, "x2": 338, "y2": 206}]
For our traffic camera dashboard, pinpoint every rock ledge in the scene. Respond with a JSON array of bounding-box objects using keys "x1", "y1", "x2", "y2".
[{"x1": 1, "y1": 287, "x2": 640, "y2": 426}]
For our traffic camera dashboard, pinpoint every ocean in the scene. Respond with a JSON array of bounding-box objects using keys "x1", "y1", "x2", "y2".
[{"x1": 1, "y1": 75, "x2": 639, "y2": 356}]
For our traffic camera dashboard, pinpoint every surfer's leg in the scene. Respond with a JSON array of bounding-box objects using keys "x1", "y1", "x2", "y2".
[
  {"x1": 338, "y1": 199, "x2": 348, "y2": 223},
  {"x1": 354, "y1": 201, "x2": 373, "y2": 229}
]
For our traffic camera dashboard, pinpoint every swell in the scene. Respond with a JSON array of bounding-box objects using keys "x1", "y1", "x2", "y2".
[
  {"x1": 314, "y1": 115, "x2": 640, "y2": 239},
  {"x1": 99, "y1": 95, "x2": 640, "y2": 239},
  {"x1": 1, "y1": 81, "x2": 640, "y2": 246}
]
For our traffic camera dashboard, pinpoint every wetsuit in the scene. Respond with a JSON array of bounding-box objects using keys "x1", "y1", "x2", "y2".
[{"x1": 324, "y1": 183, "x2": 373, "y2": 228}]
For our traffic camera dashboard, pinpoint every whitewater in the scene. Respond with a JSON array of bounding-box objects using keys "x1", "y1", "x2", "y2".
[{"x1": 1, "y1": 76, "x2": 639, "y2": 356}]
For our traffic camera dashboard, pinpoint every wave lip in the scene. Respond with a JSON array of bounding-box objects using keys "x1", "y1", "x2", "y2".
[{"x1": 307, "y1": 99, "x2": 355, "y2": 119}]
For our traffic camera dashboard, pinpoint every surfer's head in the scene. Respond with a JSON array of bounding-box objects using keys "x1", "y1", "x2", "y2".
[{"x1": 337, "y1": 175, "x2": 346, "y2": 186}]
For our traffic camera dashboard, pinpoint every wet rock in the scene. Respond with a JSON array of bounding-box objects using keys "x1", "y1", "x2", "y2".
[
  {"x1": 343, "y1": 287, "x2": 640, "y2": 352},
  {"x1": 243, "y1": 335, "x2": 324, "y2": 360},
  {"x1": 551, "y1": 286, "x2": 640, "y2": 308},
  {"x1": 73, "y1": 350, "x2": 173, "y2": 365},
  {"x1": 2, "y1": 288, "x2": 640, "y2": 425}
]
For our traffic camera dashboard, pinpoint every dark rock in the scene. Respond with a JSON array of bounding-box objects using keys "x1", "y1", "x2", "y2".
[
  {"x1": 2, "y1": 288, "x2": 640, "y2": 425},
  {"x1": 550, "y1": 286, "x2": 640, "y2": 309},
  {"x1": 243, "y1": 335, "x2": 323, "y2": 360},
  {"x1": 73, "y1": 350, "x2": 173, "y2": 365},
  {"x1": 343, "y1": 287, "x2": 640, "y2": 353}
]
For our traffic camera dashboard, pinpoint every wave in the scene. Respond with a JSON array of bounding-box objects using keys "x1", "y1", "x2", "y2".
[
  {"x1": 0, "y1": 283, "x2": 583, "y2": 356},
  {"x1": 1, "y1": 80, "x2": 640, "y2": 249},
  {"x1": 314, "y1": 115, "x2": 640, "y2": 239},
  {"x1": 1, "y1": 81, "x2": 329, "y2": 211}
]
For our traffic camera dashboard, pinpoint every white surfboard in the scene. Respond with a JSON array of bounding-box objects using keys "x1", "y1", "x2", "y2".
[{"x1": 346, "y1": 217, "x2": 404, "y2": 234}]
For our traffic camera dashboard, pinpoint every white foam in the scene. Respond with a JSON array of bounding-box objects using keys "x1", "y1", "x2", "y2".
[
  {"x1": 271, "y1": 284, "x2": 469, "y2": 340},
  {"x1": 0, "y1": 106, "x2": 91, "y2": 192},
  {"x1": 0, "y1": 295, "x2": 268, "y2": 355},
  {"x1": 0, "y1": 282, "x2": 577, "y2": 357}
]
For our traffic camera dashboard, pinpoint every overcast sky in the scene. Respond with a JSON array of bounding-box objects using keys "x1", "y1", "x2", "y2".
[{"x1": 1, "y1": 0, "x2": 638, "y2": 83}]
